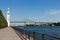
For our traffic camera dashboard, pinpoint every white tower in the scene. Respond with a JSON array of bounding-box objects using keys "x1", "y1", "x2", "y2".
[{"x1": 7, "y1": 8, "x2": 10, "y2": 27}]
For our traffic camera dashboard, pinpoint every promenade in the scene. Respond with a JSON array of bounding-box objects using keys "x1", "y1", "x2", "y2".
[{"x1": 0, "y1": 27, "x2": 21, "y2": 40}]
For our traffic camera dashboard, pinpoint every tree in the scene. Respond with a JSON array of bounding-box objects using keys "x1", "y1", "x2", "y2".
[{"x1": 0, "y1": 10, "x2": 7, "y2": 29}]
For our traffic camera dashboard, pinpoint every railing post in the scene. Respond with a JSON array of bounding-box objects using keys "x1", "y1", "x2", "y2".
[
  {"x1": 23, "y1": 30, "x2": 26, "y2": 39},
  {"x1": 28, "y1": 31, "x2": 30, "y2": 40},
  {"x1": 42, "y1": 34, "x2": 44, "y2": 40},
  {"x1": 26, "y1": 31, "x2": 29, "y2": 40},
  {"x1": 29, "y1": 31, "x2": 34, "y2": 40},
  {"x1": 26, "y1": 35, "x2": 29, "y2": 40},
  {"x1": 33, "y1": 32, "x2": 36, "y2": 40}
]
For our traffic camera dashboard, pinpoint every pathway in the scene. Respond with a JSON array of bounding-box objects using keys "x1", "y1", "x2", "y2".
[{"x1": 0, "y1": 27, "x2": 21, "y2": 40}]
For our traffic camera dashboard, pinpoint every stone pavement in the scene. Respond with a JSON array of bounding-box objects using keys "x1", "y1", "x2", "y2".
[{"x1": 0, "y1": 27, "x2": 21, "y2": 40}]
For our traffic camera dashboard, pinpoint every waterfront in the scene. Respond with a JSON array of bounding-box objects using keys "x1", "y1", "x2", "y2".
[{"x1": 12, "y1": 26, "x2": 60, "y2": 40}]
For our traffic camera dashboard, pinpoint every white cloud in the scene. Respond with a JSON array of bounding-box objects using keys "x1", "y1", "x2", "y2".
[
  {"x1": 24, "y1": 16, "x2": 46, "y2": 22},
  {"x1": 26, "y1": 16, "x2": 46, "y2": 20},
  {"x1": 44, "y1": 9, "x2": 60, "y2": 14}
]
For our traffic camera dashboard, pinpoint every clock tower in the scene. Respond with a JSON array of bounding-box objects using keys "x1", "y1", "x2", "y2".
[{"x1": 7, "y1": 8, "x2": 10, "y2": 27}]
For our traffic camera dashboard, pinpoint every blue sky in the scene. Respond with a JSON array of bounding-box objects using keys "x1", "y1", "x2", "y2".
[{"x1": 0, "y1": 0, "x2": 60, "y2": 22}]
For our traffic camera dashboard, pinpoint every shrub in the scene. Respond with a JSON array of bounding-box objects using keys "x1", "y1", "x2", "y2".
[{"x1": 0, "y1": 10, "x2": 8, "y2": 29}]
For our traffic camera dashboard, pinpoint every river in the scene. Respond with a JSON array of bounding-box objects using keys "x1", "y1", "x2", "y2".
[{"x1": 13, "y1": 26, "x2": 60, "y2": 40}]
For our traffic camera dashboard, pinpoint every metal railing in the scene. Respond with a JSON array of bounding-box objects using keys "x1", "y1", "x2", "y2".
[{"x1": 12, "y1": 27, "x2": 60, "y2": 40}]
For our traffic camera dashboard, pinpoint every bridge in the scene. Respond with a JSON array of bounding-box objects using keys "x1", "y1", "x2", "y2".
[
  {"x1": 10, "y1": 19, "x2": 55, "y2": 26},
  {"x1": 10, "y1": 19, "x2": 35, "y2": 26}
]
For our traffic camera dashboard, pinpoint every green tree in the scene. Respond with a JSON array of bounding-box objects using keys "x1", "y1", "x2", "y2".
[{"x1": 0, "y1": 10, "x2": 7, "y2": 29}]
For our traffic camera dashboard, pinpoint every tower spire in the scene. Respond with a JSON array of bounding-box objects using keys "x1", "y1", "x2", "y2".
[{"x1": 7, "y1": 8, "x2": 10, "y2": 27}]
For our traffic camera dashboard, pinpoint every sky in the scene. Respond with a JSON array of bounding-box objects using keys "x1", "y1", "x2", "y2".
[{"x1": 0, "y1": 0, "x2": 60, "y2": 22}]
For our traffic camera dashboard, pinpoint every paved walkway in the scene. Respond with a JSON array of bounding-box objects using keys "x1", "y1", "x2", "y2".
[{"x1": 0, "y1": 27, "x2": 21, "y2": 40}]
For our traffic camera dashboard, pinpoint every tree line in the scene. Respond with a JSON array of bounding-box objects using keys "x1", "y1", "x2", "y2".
[{"x1": 0, "y1": 10, "x2": 7, "y2": 29}]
